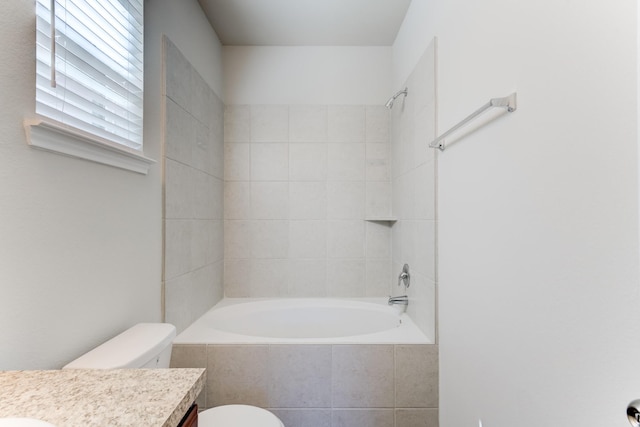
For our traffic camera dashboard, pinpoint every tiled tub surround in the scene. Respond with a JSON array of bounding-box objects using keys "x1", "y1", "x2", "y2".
[
  {"x1": 163, "y1": 37, "x2": 225, "y2": 333},
  {"x1": 224, "y1": 104, "x2": 393, "y2": 298},
  {"x1": 391, "y1": 40, "x2": 438, "y2": 342},
  {"x1": 171, "y1": 344, "x2": 438, "y2": 427}
]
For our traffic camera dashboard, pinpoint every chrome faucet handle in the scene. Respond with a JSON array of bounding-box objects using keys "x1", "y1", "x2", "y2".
[{"x1": 397, "y1": 264, "x2": 410, "y2": 289}]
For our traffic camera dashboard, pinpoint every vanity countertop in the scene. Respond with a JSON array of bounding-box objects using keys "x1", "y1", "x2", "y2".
[{"x1": 0, "y1": 368, "x2": 205, "y2": 427}]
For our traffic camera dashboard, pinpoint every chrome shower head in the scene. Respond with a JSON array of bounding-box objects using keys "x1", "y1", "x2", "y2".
[{"x1": 385, "y1": 87, "x2": 408, "y2": 109}]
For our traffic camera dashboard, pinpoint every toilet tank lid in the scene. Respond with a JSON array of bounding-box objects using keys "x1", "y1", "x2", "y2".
[{"x1": 62, "y1": 323, "x2": 176, "y2": 369}]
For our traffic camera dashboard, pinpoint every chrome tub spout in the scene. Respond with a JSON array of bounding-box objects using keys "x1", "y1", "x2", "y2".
[{"x1": 388, "y1": 295, "x2": 408, "y2": 306}]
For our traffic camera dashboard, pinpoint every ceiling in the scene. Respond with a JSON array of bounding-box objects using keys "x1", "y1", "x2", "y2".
[{"x1": 198, "y1": 0, "x2": 413, "y2": 46}]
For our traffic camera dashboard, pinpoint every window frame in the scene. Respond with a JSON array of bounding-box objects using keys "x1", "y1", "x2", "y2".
[{"x1": 25, "y1": 0, "x2": 153, "y2": 174}]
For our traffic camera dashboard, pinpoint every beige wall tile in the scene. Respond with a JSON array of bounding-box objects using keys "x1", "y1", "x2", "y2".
[
  {"x1": 209, "y1": 220, "x2": 224, "y2": 263},
  {"x1": 251, "y1": 105, "x2": 289, "y2": 142},
  {"x1": 405, "y1": 276, "x2": 436, "y2": 342},
  {"x1": 269, "y1": 408, "x2": 331, "y2": 427},
  {"x1": 224, "y1": 181, "x2": 251, "y2": 219},
  {"x1": 251, "y1": 143, "x2": 289, "y2": 181},
  {"x1": 170, "y1": 345, "x2": 207, "y2": 409},
  {"x1": 326, "y1": 259, "x2": 366, "y2": 297},
  {"x1": 289, "y1": 182, "x2": 327, "y2": 220},
  {"x1": 190, "y1": 264, "x2": 220, "y2": 319},
  {"x1": 268, "y1": 345, "x2": 332, "y2": 407},
  {"x1": 395, "y1": 345, "x2": 439, "y2": 408},
  {"x1": 366, "y1": 106, "x2": 390, "y2": 143},
  {"x1": 171, "y1": 344, "x2": 207, "y2": 368},
  {"x1": 289, "y1": 220, "x2": 327, "y2": 259},
  {"x1": 165, "y1": 98, "x2": 194, "y2": 165},
  {"x1": 327, "y1": 181, "x2": 365, "y2": 219},
  {"x1": 192, "y1": 171, "x2": 218, "y2": 219},
  {"x1": 327, "y1": 221, "x2": 365, "y2": 259},
  {"x1": 366, "y1": 181, "x2": 392, "y2": 218},
  {"x1": 366, "y1": 142, "x2": 390, "y2": 181},
  {"x1": 190, "y1": 70, "x2": 212, "y2": 125},
  {"x1": 211, "y1": 177, "x2": 224, "y2": 220},
  {"x1": 332, "y1": 409, "x2": 394, "y2": 427},
  {"x1": 165, "y1": 220, "x2": 192, "y2": 280},
  {"x1": 223, "y1": 259, "x2": 250, "y2": 297},
  {"x1": 327, "y1": 143, "x2": 365, "y2": 181},
  {"x1": 288, "y1": 259, "x2": 327, "y2": 296},
  {"x1": 192, "y1": 120, "x2": 209, "y2": 173},
  {"x1": 224, "y1": 105, "x2": 251, "y2": 143},
  {"x1": 366, "y1": 258, "x2": 392, "y2": 297},
  {"x1": 163, "y1": 39, "x2": 224, "y2": 336},
  {"x1": 221, "y1": 103, "x2": 398, "y2": 299},
  {"x1": 164, "y1": 273, "x2": 192, "y2": 333},
  {"x1": 395, "y1": 409, "x2": 439, "y2": 427},
  {"x1": 289, "y1": 143, "x2": 327, "y2": 181},
  {"x1": 224, "y1": 220, "x2": 251, "y2": 259},
  {"x1": 328, "y1": 106, "x2": 365, "y2": 143},
  {"x1": 209, "y1": 118, "x2": 225, "y2": 181},
  {"x1": 191, "y1": 220, "x2": 211, "y2": 270},
  {"x1": 270, "y1": 409, "x2": 331, "y2": 427},
  {"x1": 224, "y1": 143, "x2": 250, "y2": 181},
  {"x1": 366, "y1": 221, "x2": 391, "y2": 258},
  {"x1": 389, "y1": 43, "x2": 437, "y2": 344},
  {"x1": 251, "y1": 182, "x2": 289, "y2": 219},
  {"x1": 251, "y1": 220, "x2": 289, "y2": 258},
  {"x1": 289, "y1": 106, "x2": 328, "y2": 142},
  {"x1": 164, "y1": 38, "x2": 192, "y2": 110},
  {"x1": 332, "y1": 345, "x2": 394, "y2": 407},
  {"x1": 207, "y1": 345, "x2": 269, "y2": 407},
  {"x1": 165, "y1": 159, "x2": 193, "y2": 219},
  {"x1": 250, "y1": 259, "x2": 288, "y2": 297}
]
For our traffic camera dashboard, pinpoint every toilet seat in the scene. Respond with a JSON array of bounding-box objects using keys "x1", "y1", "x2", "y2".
[{"x1": 199, "y1": 405, "x2": 284, "y2": 427}]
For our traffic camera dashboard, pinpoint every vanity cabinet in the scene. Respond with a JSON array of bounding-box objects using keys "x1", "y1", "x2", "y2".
[{"x1": 178, "y1": 404, "x2": 198, "y2": 427}]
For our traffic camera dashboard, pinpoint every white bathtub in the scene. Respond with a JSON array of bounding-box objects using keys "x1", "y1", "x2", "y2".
[{"x1": 174, "y1": 298, "x2": 431, "y2": 344}]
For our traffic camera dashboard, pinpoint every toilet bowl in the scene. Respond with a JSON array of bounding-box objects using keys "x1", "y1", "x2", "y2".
[
  {"x1": 199, "y1": 405, "x2": 283, "y2": 427},
  {"x1": 63, "y1": 323, "x2": 284, "y2": 427}
]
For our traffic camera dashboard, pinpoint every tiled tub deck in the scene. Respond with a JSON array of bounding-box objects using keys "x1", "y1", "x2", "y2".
[{"x1": 171, "y1": 343, "x2": 438, "y2": 427}]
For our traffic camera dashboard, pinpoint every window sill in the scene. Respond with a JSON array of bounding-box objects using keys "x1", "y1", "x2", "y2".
[{"x1": 24, "y1": 118, "x2": 155, "y2": 175}]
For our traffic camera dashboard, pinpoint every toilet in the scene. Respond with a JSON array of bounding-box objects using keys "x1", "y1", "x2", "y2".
[{"x1": 63, "y1": 323, "x2": 284, "y2": 427}]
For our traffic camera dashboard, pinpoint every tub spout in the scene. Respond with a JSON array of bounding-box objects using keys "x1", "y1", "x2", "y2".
[{"x1": 388, "y1": 295, "x2": 408, "y2": 306}]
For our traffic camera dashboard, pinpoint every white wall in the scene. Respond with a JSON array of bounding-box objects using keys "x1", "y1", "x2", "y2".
[
  {"x1": 0, "y1": 0, "x2": 221, "y2": 370},
  {"x1": 394, "y1": 0, "x2": 640, "y2": 426},
  {"x1": 223, "y1": 46, "x2": 392, "y2": 105},
  {"x1": 0, "y1": 0, "x2": 162, "y2": 370}
]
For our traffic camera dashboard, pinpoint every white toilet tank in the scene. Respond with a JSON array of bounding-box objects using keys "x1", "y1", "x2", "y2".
[{"x1": 62, "y1": 323, "x2": 176, "y2": 369}]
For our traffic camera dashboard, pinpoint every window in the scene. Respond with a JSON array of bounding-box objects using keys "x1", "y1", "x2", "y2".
[{"x1": 26, "y1": 0, "x2": 153, "y2": 174}]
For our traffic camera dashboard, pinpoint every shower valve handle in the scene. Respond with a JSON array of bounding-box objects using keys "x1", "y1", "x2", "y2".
[{"x1": 397, "y1": 264, "x2": 410, "y2": 289}]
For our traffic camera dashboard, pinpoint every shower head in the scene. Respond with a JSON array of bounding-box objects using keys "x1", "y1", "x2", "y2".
[{"x1": 385, "y1": 87, "x2": 408, "y2": 109}]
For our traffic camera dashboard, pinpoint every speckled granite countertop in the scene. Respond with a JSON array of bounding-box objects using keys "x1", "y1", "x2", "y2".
[{"x1": 0, "y1": 369, "x2": 205, "y2": 427}]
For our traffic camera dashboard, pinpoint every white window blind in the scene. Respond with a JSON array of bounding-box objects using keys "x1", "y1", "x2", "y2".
[{"x1": 35, "y1": 0, "x2": 144, "y2": 150}]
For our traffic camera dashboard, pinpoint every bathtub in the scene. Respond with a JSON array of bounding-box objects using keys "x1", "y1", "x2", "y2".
[
  {"x1": 171, "y1": 298, "x2": 437, "y2": 423},
  {"x1": 173, "y1": 298, "x2": 431, "y2": 344}
]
